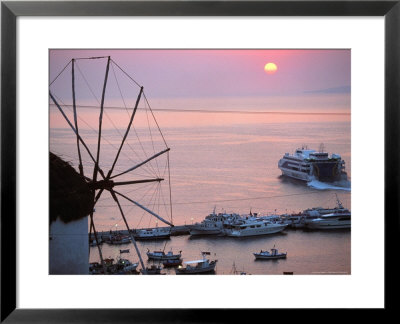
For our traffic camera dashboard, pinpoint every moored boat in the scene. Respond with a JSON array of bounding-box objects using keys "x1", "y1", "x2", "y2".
[
  {"x1": 306, "y1": 209, "x2": 351, "y2": 230},
  {"x1": 140, "y1": 264, "x2": 163, "y2": 275},
  {"x1": 254, "y1": 246, "x2": 287, "y2": 260},
  {"x1": 188, "y1": 208, "x2": 241, "y2": 236},
  {"x1": 162, "y1": 258, "x2": 183, "y2": 268},
  {"x1": 109, "y1": 235, "x2": 131, "y2": 245},
  {"x1": 134, "y1": 227, "x2": 171, "y2": 240},
  {"x1": 115, "y1": 258, "x2": 139, "y2": 274},
  {"x1": 175, "y1": 252, "x2": 217, "y2": 275},
  {"x1": 224, "y1": 217, "x2": 288, "y2": 237},
  {"x1": 146, "y1": 248, "x2": 182, "y2": 260}
]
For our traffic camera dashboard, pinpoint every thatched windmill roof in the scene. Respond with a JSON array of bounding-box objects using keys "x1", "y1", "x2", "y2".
[{"x1": 50, "y1": 152, "x2": 93, "y2": 224}]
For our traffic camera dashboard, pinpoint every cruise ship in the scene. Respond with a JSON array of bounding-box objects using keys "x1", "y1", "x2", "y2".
[{"x1": 278, "y1": 145, "x2": 347, "y2": 182}]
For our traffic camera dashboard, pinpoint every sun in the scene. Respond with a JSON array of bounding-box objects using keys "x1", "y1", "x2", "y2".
[{"x1": 264, "y1": 62, "x2": 278, "y2": 74}]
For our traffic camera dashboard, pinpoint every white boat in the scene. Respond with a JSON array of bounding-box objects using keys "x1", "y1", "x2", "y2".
[
  {"x1": 306, "y1": 209, "x2": 351, "y2": 229},
  {"x1": 188, "y1": 209, "x2": 241, "y2": 236},
  {"x1": 278, "y1": 144, "x2": 347, "y2": 182},
  {"x1": 224, "y1": 217, "x2": 288, "y2": 237},
  {"x1": 175, "y1": 252, "x2": 217, "y2": 275},
  {"x1": 285, "y1": 195, "x2": 349, "y2": 228},
  {"x1": 134, "y1": 227, "x2": 171, "y2": 240},
  {"x1": 253, "y1": 246, "x2": 287, "y2": 260},
  {"x1": 146, "y1": 248, "x2": 182, "y2": 260},
  {"x1": 189, "y1": 219, "x2": 224, "y2": 236}
]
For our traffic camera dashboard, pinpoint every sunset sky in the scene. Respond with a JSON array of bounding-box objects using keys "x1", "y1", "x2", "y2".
[{"x1": 49, "y1": 49, "x2": 350, "y2": 115}]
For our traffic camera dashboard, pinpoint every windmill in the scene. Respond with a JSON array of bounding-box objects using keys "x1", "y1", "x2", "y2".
[{"x1": 49, "y1": 56, "x2": 173, "y2": 274}]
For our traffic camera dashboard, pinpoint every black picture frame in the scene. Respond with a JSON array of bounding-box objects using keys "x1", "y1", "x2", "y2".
[{"x1": 1, "y1": 1, "x2": 398, "y2": 322}]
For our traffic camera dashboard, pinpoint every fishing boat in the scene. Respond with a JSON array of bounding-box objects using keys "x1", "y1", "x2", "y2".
[
  {"x1": 175, "y1": 252, "x2": 217, "y2": 275},
  {"x1": 254, "y1": 246, "x2": 287, "y2": 260},
  {"x1": 278, "y1": 144, "x2": 347, "y2": 182},
  {"x1": 162, "y1": 258, "x2": 183, "y2": 268},
  {"x1": 146, "y1": 248, "x2": 182, "y2": 260}
]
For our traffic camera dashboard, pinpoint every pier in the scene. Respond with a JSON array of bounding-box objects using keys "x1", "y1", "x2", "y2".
[{"x1": 89, "y1": 225, "x2": 190, "y2": 240}]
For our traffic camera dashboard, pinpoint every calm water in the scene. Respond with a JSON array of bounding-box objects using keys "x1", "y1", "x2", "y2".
[{"x1": 50, "y1": 110, "x2": 351, "y2": 275}]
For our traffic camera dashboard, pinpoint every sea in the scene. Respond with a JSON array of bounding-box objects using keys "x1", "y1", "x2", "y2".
[{"x1": 50, "y1": 109, "x2": 351, "y2": 275}]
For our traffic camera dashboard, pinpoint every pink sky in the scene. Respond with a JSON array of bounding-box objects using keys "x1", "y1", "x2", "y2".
[
  {"x1": 49, "y1": 49, "x2": 350, "y2": 130},
  {"x1": 50, "y1": 49, "x2": 350, "y2": 99}
]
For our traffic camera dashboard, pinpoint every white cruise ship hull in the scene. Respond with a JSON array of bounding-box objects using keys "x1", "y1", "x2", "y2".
[
  {"x1": 188, "y1": 222, "x2": 223, "y2": 236},
  {"x1": 279, "y1": 167, "x2": 312, "y2": 181},
  {"x1": 307, "y1": 220, "x2": 350, "y2": 229},
  {"x1": 189, "y1": 228, "x2": 222, "y2": 236},
  {"x1": 226, "y1": 224, "x2": 287, "y2": 237}
]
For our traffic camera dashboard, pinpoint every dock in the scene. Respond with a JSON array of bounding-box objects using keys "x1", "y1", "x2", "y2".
[{"x1": 89, "y1": 225, "x2": 190, "y2": 240}]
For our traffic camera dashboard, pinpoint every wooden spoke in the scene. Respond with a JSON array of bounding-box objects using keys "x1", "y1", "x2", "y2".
[
  {"x1": 107, "y1": 87, "x2": 143, "y2": 179},
  {"x1": 113, "y1": 190, "x2": 174, "y2": 227},
  {"x1": 92, "y1": 56, "x2": 111, "y2": 184},
  {"x1": 50, "y1": 92, "x2": 96, "y2": 165},
  {"x1": 110, "y1": 148, "x2": 170, "y2": 179},
  {"x1": 71, "y1": 59, "x2": 84, "y2": 177},
  {"x1": 110, "y1": 190, "x2": 147, "y2": 274}
]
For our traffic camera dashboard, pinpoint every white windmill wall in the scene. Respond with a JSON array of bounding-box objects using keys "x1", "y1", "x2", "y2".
[{"x1": 49, "y1": 216, "x2": 89, "y2": 274}]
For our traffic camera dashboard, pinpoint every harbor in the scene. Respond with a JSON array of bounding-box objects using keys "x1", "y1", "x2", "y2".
[
  {"x1": 89, "y1": 195, "x2": 351, "y2": 275},
  {"x1": 89, "y1": 226, "x2": 350, "y2": 275}
]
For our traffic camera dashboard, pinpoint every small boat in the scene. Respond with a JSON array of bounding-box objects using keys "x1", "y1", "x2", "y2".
[
  {"x1": 140, "y1": 264, "x2": 163, "y2": 275},
  {"x1": 162, "y1": 258, "x2": 183, "y2": 268},
  {"x1": 89, "y1": 262, "x2": 103, "y2": 274},
  {"x1": 146, "y1": 249, "x2": 182, "y2": 260},
  {"x1": 109, "y1": 235, "x2": 131, "y2": 245},
  {"x1": 119, "y1": 249, "x2": 130, "y2": 254},
  {"x1": 175, "y1": 252, "x2": 217, "y2": 275},
  {"x1": 115, "y1": 258, "x2": 139, "y2": 274},
  {"x1": 253, "y1": 246, "x2": 287, "y2": 260},
  {"x1": 134, "y1": 227, "x2": 171, "y2": 240}
]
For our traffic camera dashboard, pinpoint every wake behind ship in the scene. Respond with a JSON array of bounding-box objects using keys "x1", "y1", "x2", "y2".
[{"x1": 278, "y1": 145, "x2": 347, "y2": 182}]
